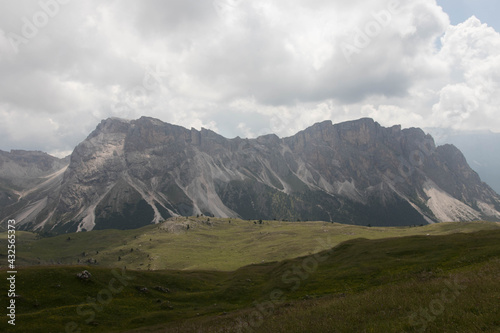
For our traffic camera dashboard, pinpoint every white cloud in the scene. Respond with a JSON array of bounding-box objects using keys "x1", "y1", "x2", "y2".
[
  {"x1": 431, "y1": 16, "x2": 500, "y2": 130},
  {"x1": 0, "y1": 0, "x2": 499, "y2": 156}
]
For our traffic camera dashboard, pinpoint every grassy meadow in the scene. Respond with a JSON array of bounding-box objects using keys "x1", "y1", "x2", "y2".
[
  {"x1": 0, "y1": 219, "x2": 499, "y2": 332},
  {"x1": 2, "y1": 217, "x2": 500, "y2": 271}
]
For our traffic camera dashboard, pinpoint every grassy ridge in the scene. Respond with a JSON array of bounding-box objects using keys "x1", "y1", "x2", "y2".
[
  {"x1": 1, "y1": 228, "x2": 500, "y2": 332},
  {"x1": 148, "y1": 259, "x2": 500, "y2": 333},
  {"x1": 2, "y1": 217, "x2": 500, "y2": 271}
]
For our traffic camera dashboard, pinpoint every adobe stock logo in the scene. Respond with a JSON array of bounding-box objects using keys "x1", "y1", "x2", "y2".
[
  {"x1": 212, "y1": 0, "x2": 244, "y2": 20},
  {"x1": 340, "y1": 0, "x2": 401, "y2": 64},
  {"x1": 7, "y1": 0, "x2": 71, "y2": 53},
  {"x1": 111, "y1": 62, "x2": 169, "y2": 114}
]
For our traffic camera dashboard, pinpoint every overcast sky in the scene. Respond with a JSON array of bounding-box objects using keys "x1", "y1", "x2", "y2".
[{"x1": 1, "y1": 0, "x2": 499, "y2": 157}]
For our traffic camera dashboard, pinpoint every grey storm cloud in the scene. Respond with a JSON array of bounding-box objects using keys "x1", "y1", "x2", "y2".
[{"x1": 0, "y1": 0, "x2": 499, "y2": 156}]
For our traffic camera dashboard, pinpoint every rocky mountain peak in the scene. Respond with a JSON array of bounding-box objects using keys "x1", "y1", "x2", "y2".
[
  {"x1": 90, "y1": 117, "x2": 130, "y2": 136},
  {"x1": 0, "y1": 149, "x2": 67, "y2": 178},
  {"x1": 2, "y1": 117, "x2": 499, "y2": 233},
  {"x1": 0, "y1": 150, "x2": 68, "y2": 209}
]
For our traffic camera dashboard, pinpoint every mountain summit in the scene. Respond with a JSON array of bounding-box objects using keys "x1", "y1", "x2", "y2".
[{"x1": 2, "y1": 117, "x2": 499, "y2": 233}]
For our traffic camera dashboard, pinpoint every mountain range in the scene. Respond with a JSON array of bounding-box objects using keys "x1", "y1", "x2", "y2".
[
  {"x1": 425, "y1": 128, "x2": 500, "y2": 194},
  {"x1": 1, "y1": 117, "x2": 499, "y2": 233}
]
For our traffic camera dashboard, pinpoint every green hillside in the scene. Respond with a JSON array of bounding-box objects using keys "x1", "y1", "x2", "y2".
[
  {"x1": 2, "y1": 217, "x2": 500, "y2": 271},
  {"x1": 1, "y1": 228, "x2": 500, "y2": 332}
]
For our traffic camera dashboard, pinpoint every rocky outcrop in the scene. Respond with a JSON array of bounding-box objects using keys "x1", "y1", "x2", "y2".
[
  {"x1": 0, "y1": 150, "x2": 68, "y2": 215},
  {"x1": 2, "y1": 117, "x2": 499, "y2": 233}
]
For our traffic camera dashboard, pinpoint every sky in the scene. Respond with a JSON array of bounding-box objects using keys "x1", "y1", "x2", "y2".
[{"x1": 0, "y1": 0, "x2": 499, "y2": 157}]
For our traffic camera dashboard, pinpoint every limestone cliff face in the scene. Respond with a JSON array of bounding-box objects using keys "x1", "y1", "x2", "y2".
[{"x1": 2, "y1": 117, "x2": 500, "y2": 233}]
